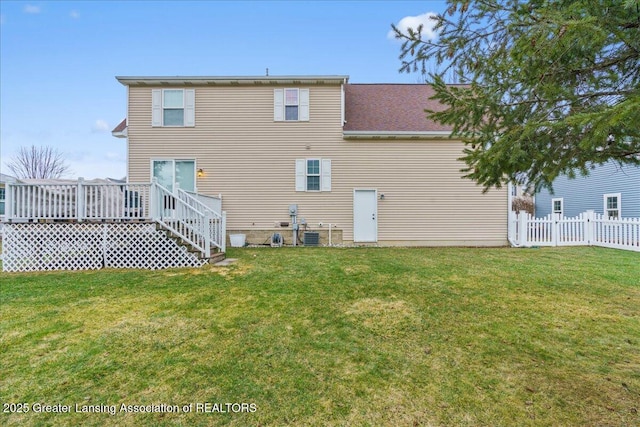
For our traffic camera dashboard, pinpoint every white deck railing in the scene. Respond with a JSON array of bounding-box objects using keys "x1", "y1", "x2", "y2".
[
  {"x1": 5, "y1": 179, "x2": 152, "y2": 221},
  {"x1": 4, "y1": 179, "x2": 226, "y2": 257},
  {"x1": 509, "y1": 210, "x2": 640, "y2": 252}
]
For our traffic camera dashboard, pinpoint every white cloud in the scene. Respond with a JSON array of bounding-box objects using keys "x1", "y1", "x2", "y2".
[
  {"x1": 92, "y1": 119, "x2": 110, "y2": 133},
  {"x1": 70, "y1": 10, "x2": 80, "y2": 19},
  {"x1": 388, "y1": 12, "x2": 438, "y2": 41},
  {"x1": 23, "y1": 5, "x2": 41, "y2": 14}
]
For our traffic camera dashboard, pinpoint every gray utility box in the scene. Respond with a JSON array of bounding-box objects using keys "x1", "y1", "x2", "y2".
[{"x1": 303, "y1": 232, "x2": 320, "y2": 247}]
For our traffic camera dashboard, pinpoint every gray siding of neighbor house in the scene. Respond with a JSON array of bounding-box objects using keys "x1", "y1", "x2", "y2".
[{"x1": 536, "y1": 161, "x2": 640, "y2": 218}]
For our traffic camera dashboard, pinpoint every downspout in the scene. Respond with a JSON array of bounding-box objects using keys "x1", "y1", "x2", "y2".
[
  {"x1": 125, "y1": 84, "x2": 130, "y2": 183},
  {"x1": 507, "y1": 182, "x2": 521, "y2": 247},
  {"x1": 341, "y1": 79, "x2": 346, "y2": 127}
]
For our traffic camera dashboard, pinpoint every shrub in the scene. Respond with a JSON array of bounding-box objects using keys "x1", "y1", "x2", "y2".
[{"x1": 512, "y1": 195, "x2": 534, "y2": 215}]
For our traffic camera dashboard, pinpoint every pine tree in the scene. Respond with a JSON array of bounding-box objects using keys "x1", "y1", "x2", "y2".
[{"x1": 393, "y1": 0, "x2": 640, "y2": 191}]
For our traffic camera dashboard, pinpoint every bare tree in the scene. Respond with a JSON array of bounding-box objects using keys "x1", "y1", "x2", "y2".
[{"x1": 7, "y1": 145, "x2": 72, "y2": 179}]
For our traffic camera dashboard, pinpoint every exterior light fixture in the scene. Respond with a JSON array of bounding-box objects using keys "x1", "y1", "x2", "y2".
[{"x1": 197, "y1": 168, "x2": 204, "y2": 178}]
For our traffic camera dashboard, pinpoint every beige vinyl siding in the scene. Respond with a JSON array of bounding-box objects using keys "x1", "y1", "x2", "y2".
[
  {"x1": 127, "y1": 83, "x2": 507, "y2": 246},
  {"x1": 339, "y1": 141, "x2": 506, "y2": 244}
]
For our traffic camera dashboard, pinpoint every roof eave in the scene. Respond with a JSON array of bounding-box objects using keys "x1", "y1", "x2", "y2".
[
  {"x1": 342, "y1": 130, "x2": 453, "y2": 140},
  {"x1": 116, "y1": 75, "x2": 350, "y2": 86},
  {"x1": 111, "y1": 128, "x2": 128, "y2": 139}
]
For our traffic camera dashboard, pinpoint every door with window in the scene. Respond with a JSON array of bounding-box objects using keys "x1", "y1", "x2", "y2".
[
  {"x1": 552, "y1": 198, "x2": 563, "y2": 219},
  {"x1": 152, "y1": 160, "x2": 196, "y2": 193}
]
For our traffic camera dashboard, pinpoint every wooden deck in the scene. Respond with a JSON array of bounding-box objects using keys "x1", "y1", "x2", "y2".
[{"x1": 2, "y1": 179, "x2": 227, "y2": 271}]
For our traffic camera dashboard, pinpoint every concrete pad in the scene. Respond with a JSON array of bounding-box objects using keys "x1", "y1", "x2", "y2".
[{"x1": 214, "y1": 258, "x2": 238, "y2": 266}]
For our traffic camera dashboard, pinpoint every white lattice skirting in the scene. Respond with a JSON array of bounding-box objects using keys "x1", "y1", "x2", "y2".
[{"x1": 2, "y1": 223, "x2": 206, "y2": 272}]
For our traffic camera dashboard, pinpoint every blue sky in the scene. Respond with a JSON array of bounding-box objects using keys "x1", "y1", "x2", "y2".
[{"x1": 0, "y1": 0, "x2": 445, "y2": 179}]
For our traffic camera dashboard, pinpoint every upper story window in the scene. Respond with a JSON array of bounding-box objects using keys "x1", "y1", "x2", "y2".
[
  {"x1": 604, "y1": 193, "x2": 621, "y2": 219},
  {"x1": 285, "y1": 89, "x2": 299, "y2": 121},
  {"x1": 152, "y1": 89, "x2": 195, "y2": 127},
  {"x1": 274, "y1": 88, "x2": 309, "y2": 122},
  {"x1": 163, "y1": 90, "x2": 185, "y2": 126}
]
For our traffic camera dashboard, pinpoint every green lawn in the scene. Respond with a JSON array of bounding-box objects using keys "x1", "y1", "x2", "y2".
[{"x1": 1, "y1": 247, "x2": 639, "y2": 426}]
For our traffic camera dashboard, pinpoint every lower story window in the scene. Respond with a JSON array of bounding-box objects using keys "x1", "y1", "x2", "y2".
[
  {"x1": 295, "y1": 158, "x2": 331, "y2": 192},
  {"x1": 604, "y1": 193, "x2": 621, "y2": 219},
  {"x1": 306, "y1": 159, "x2": 320, "y2": 191}
]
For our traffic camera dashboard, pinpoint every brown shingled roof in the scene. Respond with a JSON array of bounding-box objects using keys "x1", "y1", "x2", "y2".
[
  {"x1": 112, "y1": 118, "x2": 127, "y2": 133},
  {"x1": 344, "y1": 84, "x2": 453, "y2": 132}
]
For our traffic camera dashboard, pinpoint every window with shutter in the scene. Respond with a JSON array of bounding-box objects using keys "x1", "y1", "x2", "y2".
[
  {"x1": 275, "y1": 88, "x2": 309, "y2": 122},
  {"x1": 151, "y1": 89, "x2": 195, "y2": 127},
  {"x1": 295, "y1": 158, "x2": 331, "y2": 192},
  {"x1": 306, "y1": 159, "x2": 320, "y2": 191}
]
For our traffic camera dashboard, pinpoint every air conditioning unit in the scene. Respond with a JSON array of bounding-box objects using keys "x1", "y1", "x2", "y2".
[{"x1": 303, "y1": 232, "x2": 320, "y2": 247}]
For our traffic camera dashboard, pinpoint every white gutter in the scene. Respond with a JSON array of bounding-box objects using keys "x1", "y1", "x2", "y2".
[
  {"x1": 111, "y1": 128, "x2": 127, "y2": 138},
  {"x1": 340, "y1": 82, "x2": 346, "y2": 126},
  {"x1": 116, "y1": 75, "x2": 350, "y2": 86},
  {"x1": 343, "y1": 130, "x2": 453, "y2": 139}
]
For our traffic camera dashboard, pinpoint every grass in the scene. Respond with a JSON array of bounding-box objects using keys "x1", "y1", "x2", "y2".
[{"x1": 1, "y1": 246, "x2": 639, "y2": 426}]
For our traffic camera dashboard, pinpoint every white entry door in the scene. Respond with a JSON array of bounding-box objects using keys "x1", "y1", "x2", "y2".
[{"x1": 353, "y1": 189, "x2": 378, "y2": 242}]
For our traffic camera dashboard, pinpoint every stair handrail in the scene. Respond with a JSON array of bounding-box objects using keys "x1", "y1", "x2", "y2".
[
  {"x1": 151, "y1": 181, "x2": 210, "y2": 258},
  {"x1": 176, "y1": 188, "x2": 226, "y2": 252},
  {"x1": 176, "y1": 189, "x2": 222, "y2": 219},
  {"x1": 182, "y1": 190, "x2": 222, "y2": 217}
]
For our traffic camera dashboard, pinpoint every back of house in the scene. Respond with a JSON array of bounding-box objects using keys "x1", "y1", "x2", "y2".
[{"x1": 114, "y1": 75, "x2": 508, "y2": 246}]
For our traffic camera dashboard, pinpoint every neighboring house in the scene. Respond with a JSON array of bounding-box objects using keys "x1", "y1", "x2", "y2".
[
  {"x1": 0, "y1": 173, "x2": 18, "y2": 221},
  {"x1": 535, "y1": 161, "x2": 640, "y2": 218},
  {"x1": 113, "y1": 75, "x2": 508, "y2": 246},
  {"x1": 0, "y1": 173, "x2": 18, "y2": 237}
]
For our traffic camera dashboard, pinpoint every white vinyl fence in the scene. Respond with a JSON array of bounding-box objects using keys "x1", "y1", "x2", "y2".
[{"x1": 509, "y1": 210, "x2": 640, "y2": 252}]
